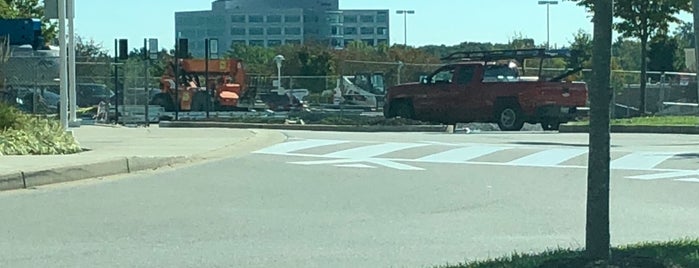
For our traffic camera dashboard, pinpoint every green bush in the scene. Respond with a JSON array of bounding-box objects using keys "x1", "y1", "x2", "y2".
[{"x1": 0, "y1": 103, "x2": 82, "y2": 155}]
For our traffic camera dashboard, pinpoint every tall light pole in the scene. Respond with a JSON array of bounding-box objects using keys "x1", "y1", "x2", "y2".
[
  {"x1": 396, "y1": 10, "x2": 415, "y2": 47},
  {"x1": 538, "y1": 1, "x2": 558, "y2": 49}
]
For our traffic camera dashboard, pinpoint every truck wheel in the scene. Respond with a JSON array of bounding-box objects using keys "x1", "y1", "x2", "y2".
[
  {"x1": 389, "y1": 101, "x2": 414, "y2": 119},
  {"x1": 541, "y1": 121, "x2": 561, "y2": 131},
  {"x1": 150, "y1": 93, "x2": 175, "y2": 112},
  {"x1": 191, "y1": 92, "x2": 209, "y2": 111},
  {"x1": 496, "y1": 105, "x2": 525, "y2": 131}
]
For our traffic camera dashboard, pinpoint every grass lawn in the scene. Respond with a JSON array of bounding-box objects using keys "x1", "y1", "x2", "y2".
[
  {"x1": 439, "y1": 239, "x2": 699, "y2": 268},
  {"x1": 571, "y1": 116, "x2": 698, "y2": 126}
]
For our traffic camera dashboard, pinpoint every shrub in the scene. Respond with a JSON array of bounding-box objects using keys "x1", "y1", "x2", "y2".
[{"x1": 0, "y1": 102, "x2": 82, "y2": 155}]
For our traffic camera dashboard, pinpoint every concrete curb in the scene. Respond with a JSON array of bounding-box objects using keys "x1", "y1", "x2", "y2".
[
  {"x1": 159, "y1": 121, "x2": 449, "y2": 133},
  {"x1": 0, "y1": 130, "x2": 282, "y2": 192},
  {"x1": 559, "y1": 124, "x2": 699, "y2": 134}
]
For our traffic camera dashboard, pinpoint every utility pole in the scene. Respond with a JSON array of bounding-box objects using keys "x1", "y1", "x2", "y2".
[
  {"x1": 396, "y1": 10, "x2": 415, "y2": 47},
  {"x1": 58, "y1": 0, "x2": 68, "y2": 129},
  {"x1": 693, "y1": 0, "x2": 699, "y2": 106},
  {"x1": 586, "y1": 0, "x2": 614, "y2": 262},
  {"x1": 538, "y1": 1, "x2": 559, "y2": 49}
]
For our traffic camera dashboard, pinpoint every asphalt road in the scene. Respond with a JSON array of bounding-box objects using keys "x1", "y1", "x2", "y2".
[{"x1": 1, "y1": 131, "x2": 699, "y2": 268}]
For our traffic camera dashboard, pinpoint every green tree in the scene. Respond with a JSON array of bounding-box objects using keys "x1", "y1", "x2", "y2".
[
  {"x1": 225, "y1": 43, "x2": 275, "y2": 75},
  {"x1": 648, "y1": 33, "x2": 680, "y2": 72},
  {"x1": 0, "y1": 0, "x2": 57, "y2": 45},
  {"x1": 612, "y1": 38, "x2": 642, "y2": 71},
  {"x1": 569, "y1": 0, "x2": 690, "y2": 113},
  {"x1": 567, "y1": 29, "x2": 594, "y2": 70}
]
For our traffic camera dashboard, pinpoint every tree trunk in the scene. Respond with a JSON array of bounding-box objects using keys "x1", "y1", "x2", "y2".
[
  {"x1": 640, "y1": 36, "x2": 648, "y2": 114},
  {"x1": 586, "y1": 0, "x2": 613, "y2": 262}
]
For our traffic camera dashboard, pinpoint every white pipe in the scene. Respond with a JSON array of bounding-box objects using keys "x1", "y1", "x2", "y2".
[{"x1": 58, "y1": 0, "x2": 68, "y2": 129}]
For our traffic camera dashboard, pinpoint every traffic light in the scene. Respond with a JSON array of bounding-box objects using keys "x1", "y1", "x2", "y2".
[
  {"x1": 118, "y1": 39, "x2": 128, "y2": 60},
  {"x1": 177, "y1": 38, "x2": 189, "y2": 58}
]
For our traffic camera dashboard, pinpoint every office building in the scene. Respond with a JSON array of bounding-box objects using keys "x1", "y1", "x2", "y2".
[{"x1": 175, "y1": 0, "x2": 390, "y2": 57}]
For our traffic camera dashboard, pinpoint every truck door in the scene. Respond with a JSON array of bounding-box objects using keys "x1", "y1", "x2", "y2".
[
  {"x1": 450, "y1": 65, "x2": 479, "y2": 123},
  {"x1": 414, "y1": 65, "x2": 461, "y2": 123}
]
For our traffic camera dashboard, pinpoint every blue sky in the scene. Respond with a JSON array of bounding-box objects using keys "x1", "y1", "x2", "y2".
[{"x1": 72, "y1": 0, "x2": 692, "y2": 56}]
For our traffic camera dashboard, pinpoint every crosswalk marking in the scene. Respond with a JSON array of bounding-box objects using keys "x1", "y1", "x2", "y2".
[
  {"x1": 611, "y1": 152, "x2": 677, "y2": 170},
  {"x1": 254, "y1": 139, "x2": 695, "y2": 177},
  {"x1": 253, "y1": 139, "x2": 349, "y2": 154},
  {"x1": 322, "y1": 143, "x2": 427, "y2": 159},
  {"x1": 416, "y1": 146, "x2": 507, "y2": 163},
  {"x1": 508, "y1": 148, "x2": 588, "y2": 167}
]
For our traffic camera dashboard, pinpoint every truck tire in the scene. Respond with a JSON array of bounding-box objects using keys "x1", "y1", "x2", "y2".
[
  {"x1": 191, "y1": 91, "x2": 209, "y2": 111},
  {"x1": 150, "y1": 93, "x2": 175, "y2": 112},
  {"x1": 541, "y1": 121, "x2": 561, "y2": 131},
  {"x1": 388, "y1": 100, "x2": 414, "y2": 119},
  {"x1": 496, "y1": 104, "x2": 525, "y2": 131}
]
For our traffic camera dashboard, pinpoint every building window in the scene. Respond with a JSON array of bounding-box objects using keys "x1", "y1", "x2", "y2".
[
  {"x1": 249, "y1": 40, "x2": 265, "y2": 46},
  {"x1": 249, "y1": 15, "x2": 264, "y2": 23},
  {"x1": 286, "y1": 39, "x2": 302, "y2": 45},
  {"x1": 267, "y1": 15, "x2": 282, "y2": 23},
  {"x1": 327, "y1": 14, "x2": 341, "y2": 23},
  {"x1": 360, "y1": 15, "x2": 374, "y2": 23},
  {"x1": 304, "y1": 15, "x2": 319, "y2": 23},
  {"x1": 231, "y1": 40, "x2": 246, "y2": 46},
  {"x1": 285, "y1": 27, "x2": 302, "y2": 35},
  {"x1": 362, "y1": 39, "x2": 375, "y2": 46},
  {"x1": 360, "y1": 27, "x2": 375, "y2": 35},
  {"x1": 231, "y1": 15, "x2": 245, "y2": 23},
  {"x1": 268, "y1": 40, "x2": 282, "y2": 47},
  {"x1": 285, "y1": 15, "x2": 301, "y2": 23},
  {"x1": 344, "y1": 27, "x2": 357, "y2": 35},
  {"x1": 331, "y1": 38, "x2": 343, "y2": 48},
  {"x1": 267, "y1": 27, "x2": 282, "y2": 35},
  {"x1": 230, "y1": 28, "x2": 246, "y2": 36},
  {"x1": 331, "y1": 26, "x2": 342, "y2": 35},
  {"x1": 377, "y1": 27, "x2": 388, "y2": 35},
  {"x1": 249, "y1": 28, "x2": 264, "y2": 35},
  {"x1": 377, "y1": 12, "x2": 388, "y2": 23},
  {"x1": 344, "y1": 15, "x2": 357, "y2": 23}
]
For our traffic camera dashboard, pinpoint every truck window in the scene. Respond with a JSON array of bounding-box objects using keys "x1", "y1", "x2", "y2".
[
  {"x1": 455, "y1": 66, "x2": 476, "y2": 85},
  {"x1": 483, "y1": 63, "x2": 519, "y2": 83},
  {"x1": 431, "y1": 67, "x2": 455, "y2": 84}
]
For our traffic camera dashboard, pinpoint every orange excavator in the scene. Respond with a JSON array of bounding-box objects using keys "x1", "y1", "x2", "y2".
[{"x1": 150, "y1": 58, "x2": 252, "y2": 112}]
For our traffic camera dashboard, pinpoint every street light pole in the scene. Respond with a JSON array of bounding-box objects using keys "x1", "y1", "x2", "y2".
[
  {"x1": 538, "y1": 1, "x2": 558, "y2": 49},
  {"x1": 396, "y1": 10, "x2": 415, "y2": 47}
]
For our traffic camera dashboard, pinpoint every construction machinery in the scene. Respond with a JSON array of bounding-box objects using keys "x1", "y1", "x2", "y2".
[
  {"x1": 324, "y1": 72, "x2": 386, "y2": 110},
  {"x1": 150, "y1": 58, "x2": 251, "y2": 112}
]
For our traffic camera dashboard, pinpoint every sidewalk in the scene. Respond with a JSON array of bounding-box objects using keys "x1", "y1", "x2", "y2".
[{"x1": 0, "y1": 125, "x2": 285, "y2": 191}]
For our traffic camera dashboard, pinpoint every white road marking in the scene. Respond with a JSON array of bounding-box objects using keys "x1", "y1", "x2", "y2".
[
  {"x1": 417, "y1": 146, "x2": 508, "y2": 163},
  {"x1": 336, "y1": 164, "x2": 376, "y2": 169},
  {"x1": 254, "y1": 139, "x2": 349, "y2": 154},
  {"x1": 322, "y1": 142, "x2": 427, "y2": 158},
  {"x1": 508, "y1": 148, "x2": 588, "y2": 167},
  {"x1": 675, "y1": 178, "x2": 699, "y2": 183},
  {"x1": 611, "y1": 152, "x2": 677, "y2": 170},
  {"x1": 290, "y1": 159, "x2": 424, "y2": 171},
  {"x1": 626, "y1": 170, "x2": 699, "y2": 180}
]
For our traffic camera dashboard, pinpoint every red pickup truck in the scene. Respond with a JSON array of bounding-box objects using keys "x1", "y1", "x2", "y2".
[{"x1": 383, "y1": 49, "x2": 588, "y2": 131}]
